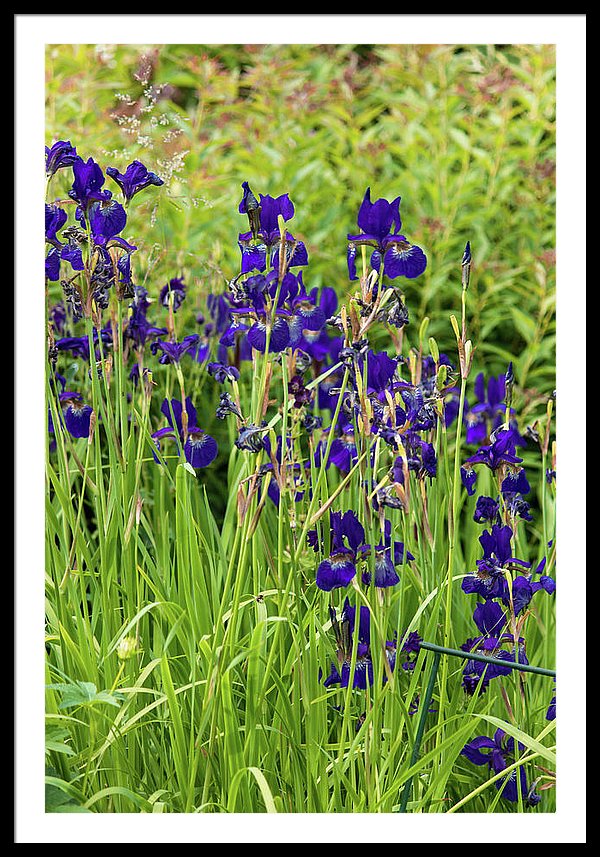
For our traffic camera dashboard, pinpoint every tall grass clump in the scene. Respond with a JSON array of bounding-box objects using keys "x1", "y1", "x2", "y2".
[{"x1": 44, "y1": 43, "x2": 556, "y2": 815}]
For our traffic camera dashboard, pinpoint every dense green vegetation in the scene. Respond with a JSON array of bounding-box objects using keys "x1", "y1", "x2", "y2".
[{"x1": 44, "y1": 43, "x2": 556, "y2": 817}]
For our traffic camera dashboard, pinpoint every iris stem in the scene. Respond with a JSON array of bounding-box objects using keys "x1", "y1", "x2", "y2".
[{"x1": 436, "y1": 373, "x2": 467, "y2": 731}]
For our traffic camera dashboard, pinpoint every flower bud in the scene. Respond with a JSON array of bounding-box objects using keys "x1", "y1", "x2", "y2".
[
  {"x1": 450, "y1": 314, "x2": 461, "y2": 341},
  {"x1": 504, "y1": 361, "x2": 515, "y2": 413},
  {"x1": 428, "y1": 336, "x2": 439, "y2": 364},
  {"x1": 116, "y1": 635, "x2": 141, "y2": 660},
  {"x1": 461, "y1": 241, "x2": 472, "y2": 290},
  {"x1": 436, "y1": 363, "x2": 448, "y2": 391}
]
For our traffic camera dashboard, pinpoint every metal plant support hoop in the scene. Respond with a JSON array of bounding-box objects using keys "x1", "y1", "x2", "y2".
[{"x1": 396, "y1": 641, "x2": 555, "y2": 812}]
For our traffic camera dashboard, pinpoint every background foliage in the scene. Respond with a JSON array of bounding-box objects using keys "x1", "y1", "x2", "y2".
[{"x1": 46, "y1": 42, "x2": 555, "y2": 387}]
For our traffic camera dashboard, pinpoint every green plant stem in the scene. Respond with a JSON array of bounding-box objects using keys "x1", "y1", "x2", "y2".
[
  {"x1": 436, "y1": 372, "x2": 467, "y2": 734},
  {"x1": 397, "y1": 650, "x2": 441, "y2": 812}
]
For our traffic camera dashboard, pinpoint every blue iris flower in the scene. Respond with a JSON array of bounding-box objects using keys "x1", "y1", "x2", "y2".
[
  {"x1": 106, "y1": 160, "x2": 164, "y2": 203},
  {"x1": 151, "y1": 397, "x2": 218, "y2": 469},
  {"x1": 347, "y1": 187, "x2": 427, "y2": 281},
  {"x1": 461, "y1": 524, "x2": 531, "y2": 599},
  {"x1": 462, "y1": 728, "x2": 541, "y2": 806},
  {"x1": 322, "y1": 597, "x2": 421, "y2": 690},
  {"x1": 45, "y1": 140, "x2": 79, "y2": 177},
  {"x1": 238, "y1": 183, "x2": 308, "y2": 272},
  {"x1": 464, "y1": 427, "x2": 523, "y2": 472}
]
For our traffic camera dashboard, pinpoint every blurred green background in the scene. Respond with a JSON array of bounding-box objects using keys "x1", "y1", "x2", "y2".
[{"x1": 46, "y1": 42, "x2": 556, "y2": 420}]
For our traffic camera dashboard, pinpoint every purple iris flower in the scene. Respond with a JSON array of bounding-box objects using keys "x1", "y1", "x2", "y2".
[
  {"x1": 461, "y1": 524, "x2": 530, "y2": 599},
  {"x1": 323, "y1": 597, "x2": 421, "y2": 689},
  {"x1": 243, "y1": 187, "x2": 295, "y2": 244},
  {"x1": 150, "y1": 334, "x2": 200, "y2": 365},
  {"x1": 69, "y1": 156, "x2": 112, "y2": 211},
  {"x1": 530, "y1": 556, "x2": 556, "y2": 597},
  {"x1": 501, "y1": 468, "x2": 533, "y2": 522},
  {"x1": 207, "y1": 292, "x2": 233, "y2": 336},
  {"x1": 260, "y1": 435, "x2": 306, "y2": 507},
  {"x1": 461, "y1": 632, "x2": 529, "y2": 697},
  {"x1": 238, "y1": 183, "x2": 308, "y2": 272},
  {"x1": 271, "y1": 234, "x2": 309, "y2": 273},
  {"x1": 58, "y1": 392, "x2": 93, "y2": 439},
  {"x1": 45, "y1": 140, "x2": 78, "y2": 177},
  {"x1": 361, "y1": 520, "x2": 414, "y2": 588},
  {"x1": 464, "y1": 371, "x2": 509, "y2": 445},
  {"x1": 347, "y1": 187, "x2": 427, "y2": 281},
  {"x1": 501, "y1": 468, "x2": 531, "y2": 496},
  {"x1": 106, "y1": 160, "x2": 164, "y2": 203},
  {"x1": 207, "y1": 361, "x2": 240, "y2": 384},
  {"x1": 184, "y1": 429, "x2": 218, "y2": 469},
  {"x1": 117, "y1": 252, "x2": 136, "y2": 296},
  {"x1": 188, "y1": 336, "x2": 211, "y2": 364},
  {"x1": 315, "y1": 510, "x2": 366, "y2": 591},
  {"x1": 161, "y1": 397, "x2": 197, "y2": 437},
  {"x1": 461, "y1": 466, "x2": 478, "y2": 496},
  {"x1": 125, "y1": 286, "x2": 168, "y2": 347},
  {"x1": 221, "y1": 269, "x2": 327, "y2": 356},
  {"x1": 362, "y1": 548, "x2": 400, "y2": 588},
  {"x1": 323, "y1": 643, "x2": 374, "y2": 691},
  {"x1": 503, "y1": 556, "x2": 556, "y2": 615},
  {"x1": 462, "y1": 728, "x2": 541, "y2": 806},
  {"x1": 247, "y1": 315, "x2": 291, "y2": 353},
  {"x1": 360, "y1": 349, "x2": 398, "y2": 396},
  {"x1": 395, "y1": 384, "x2": 438, "y2": 433},
  {"x1": 88, "y1": 198, "x2": 128, "y2": 245},
  {"x1": 472, "y1": 598, "x2": 508, "y2": 637},
  {"x1": 287, "y1": 285, "x2": 327, "y2": 346},
  {"x1": 546, "y1": 680, "x2": 556, "y2": 721},
  {"x1": 312, "y1": 512, "x2": 411, "y2": 591},
  {"x1": 61, "y1": 243, "x2": 85, "y2": 274},
  {"x1": 289, "y1": 287, "x2": 339, "y2": 364},
  {"x1": 328, "y1": 424, "x2": 359, "y2": 473},
  {"x1": 152, "y1": 397, "x2": 218, "y2": 469},
  {"x1": 473, "y1": 495, "x2": 501, "y2": 525},
  {"x1": 391, "y1": 431, "x2": 437, "y2": 482},
  {"x1": 55, "y1": 328, "x2": 112, "y2": 362},
  {"x1": 322, "y1": 599, "x2": 375, "y2": 690},
  {"x1": 45, "y1": 205, "x2": 70, "y2": 280},
  {"x1": 159, "y1": 277, "x2": 186, "y2": 312},
  {"x1": 464, "y1": 427, "x2": 523, "y2": 472},
  {"x1": 464, "y1": 371, "x2": 526, "y2": 447},
  {"x1": 45, "y1": 204, "x2": 68, "y2": 245},
  {"x1": 49, "y1": 303, "x2": 67, "y2": 336},
  {"x1": 45, "y1": 247, "x2": 61, "y2": 281},
  {"x1": 288, "y1": 374, "x2": 312, "y2": 409}
]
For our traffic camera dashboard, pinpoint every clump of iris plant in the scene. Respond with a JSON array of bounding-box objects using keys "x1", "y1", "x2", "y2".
[
  {"x1": 458, "y1": 363, "x2": 556, "y2": 699},
  {"x1": 45, "y1": 145, "x2": 163, "y2": 320},
  {"x1": 45, "y1": 146, "x2": 555, "y2": 814}
]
